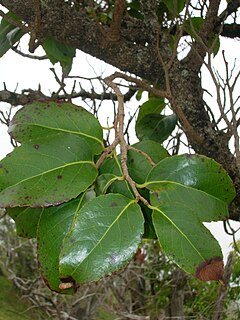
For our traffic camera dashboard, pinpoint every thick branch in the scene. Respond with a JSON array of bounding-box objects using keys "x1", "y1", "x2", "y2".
[
  {"x1": 1, "y1": 0, "x2": 163, "y2": 83},
  {"x1": 186, "y1": 0, "x2": 221, "y2": 71},
  {"x1": 221, "y1": 23, "x2": 240, "y2": 38},
  {"x1": 0, "y1": 87, "x2": 137, "y2": 105}
]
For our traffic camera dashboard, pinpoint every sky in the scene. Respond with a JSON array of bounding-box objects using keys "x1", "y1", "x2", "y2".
[{"x1": 0, "y1": 23, "x2": 240, "y2": 262}]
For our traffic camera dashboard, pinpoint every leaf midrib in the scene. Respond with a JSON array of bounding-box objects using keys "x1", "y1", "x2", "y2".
[
  {"x1": 0, "y1": 161, "x2": 96, "y2": 192},
  {"x1": 71, "y1": 200, "x2": 136, "y2": 276},
  {"x1": 151, "y1": 205, "x2": 205, "y2": 261},
  {"x1": 13, "y1": 123, "x2": 103, "y2": 144}
]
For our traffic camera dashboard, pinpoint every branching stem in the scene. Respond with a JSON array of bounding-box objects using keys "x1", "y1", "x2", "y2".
[{"x1": 104, "y1": 74, "x2": 150, "y2": 206}]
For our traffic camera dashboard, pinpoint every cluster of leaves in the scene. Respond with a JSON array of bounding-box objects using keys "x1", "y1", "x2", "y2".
[{"x1": 0, "y1": 100, "x2": 236, "y2": 293}]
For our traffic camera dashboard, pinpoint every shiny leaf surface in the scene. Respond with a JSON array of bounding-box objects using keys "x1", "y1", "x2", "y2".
[
  {"x1": 59, "y1": 194, "x2": 144, "y2": 283},
  {"x1": 136, "y1": 98, "x2": 165, "y2": 124},
  {"x1": 37, "y1": 196, "x2": 87, "y2": 293},
  {"x1": 0, "y1": 133, "x2": 97, "y2": 207},
  {"x1": 146, "y1": 154, "x2": 236, "y2": 204},
  {"x1": 136, "y1": 113, "x2": 177, "y2": 143},
  {"x1": 149, "y1": 182, "x2": 227, "y2": 276},
  {"x1": 127, "y1": 140, "x2": 169, "y2": 183},
  {"x1": 99, "y1": 157, "x2": 134, "y2": 198}
]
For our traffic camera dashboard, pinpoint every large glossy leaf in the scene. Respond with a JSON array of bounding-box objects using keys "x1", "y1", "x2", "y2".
[
  {"x1": 136, "y1": 113, "x2": 177, "y2": 143},
  {"x1": 127, "y1": 140, "x2": 169, "y2": 183},
  {"x1": 59, "y1": 194, "x2": 144, "y2": 284},
  {"x1": 37, "y1": 195, "x2": 88, "y2": 293},
  {"x1": 8, "y1": 101, "x2": 103, "y2": 154},
  {"x1": 0, "y1": 12, "x2": 25, "y2": 57},
  {"x1": 0, "y1": 133, "x2": 97, "y2": 207},
  {"x1": 146, "y1": 154, "x2": 236, "y2": 204},
  {"x1": 8, "y1": 207, "x2": 42, "y2": 238},
  {"x1": 148, "y1": 182, "x2": 228, "y2": 278}
]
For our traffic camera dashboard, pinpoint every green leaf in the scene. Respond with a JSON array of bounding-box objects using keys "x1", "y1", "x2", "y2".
[
  {"x1": 140, "y1": 201, "x2": 157, "y2": 239},
  {"x1": 185, "y1": 17, "x2": 220, "y2": 56},
  {"x1": 127, "y1": 140, "x2": 169, "y2": 183},
  {"x1": 99, "y1": 157, "x2": 134, "y2": 198},
  {"x1": 136, "y1": 89, "x2": 144, "y2": 101},
  {"x1": 8, "y1": 207, "x2": 42, "y2": 238},
  {"x1": 107, "y1": 179, "x2": 134, "y2": 199},
  {"x1": 59, "y1": 194, "x2": 144, "y2": 283},
  {"x1": 0, "y1": 12, "x2": 25, "y2": 57},
  {"x1": 37, "y1": 195, "x2": 87, "y2": 293},
  {"x1": 163, "y1": 0, "x2": 186, "y2": 15},
  {"x1": 136, "y1": 98, "x2": 165, "y2": 125},
  {"x1": 212, "y1": 37, "x2": 220, "y2": 56},
  {"x1": 100, "y1": 157, "x2": 122, "y2": 175},
  {"x1": 149, "y1": 182, "x2": 227, "y2": 276},
  {"x1": 146, "y1": 154, "x2": 236, "y2": 204},
  {"x1": 42, "y1": 37, "x2": 76, "y2": 75},
  {"x1": 136, "y1": 113, "x2": 177, "y2": 143},
  {"x1": 0, "y1": 133, "x2": 97, "y2": 207},
  {"x1": 95, "y1": 173, "x2": 122, "y2": 195},
  {"x1": 8, "y1": 101, "x2": 104, "y2": 154},
  {"x1": 185, "y1": 17, "x2": 204, "y2": 38}
]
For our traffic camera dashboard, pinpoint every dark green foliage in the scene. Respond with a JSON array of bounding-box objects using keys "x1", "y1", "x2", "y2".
[{"x1": 0, "y1": 101, "x2": 236, "y2": 292}]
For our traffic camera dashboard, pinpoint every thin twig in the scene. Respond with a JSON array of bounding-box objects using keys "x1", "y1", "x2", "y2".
[
  {"x1": 104, "y1": 73, "x2": 150, "y2": 206},
  {"x1": 128, "y1": 146, "x2": 155, "y2": 166}
]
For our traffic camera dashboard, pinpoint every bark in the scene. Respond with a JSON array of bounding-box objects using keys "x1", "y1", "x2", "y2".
[
  {"x1": 212, "y1": 253, "x2": 234, "y2": 320},
  {"x1": 165, "y1": 269, "x2": 188, "y2": 319},
  {"x1": 1, "y1": 0, "x2": 240, "y2": 219}
]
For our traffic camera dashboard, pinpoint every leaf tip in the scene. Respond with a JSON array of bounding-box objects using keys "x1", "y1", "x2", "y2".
[{"x1": 195, "y1": 256, "x2": 224, "y2": 282}]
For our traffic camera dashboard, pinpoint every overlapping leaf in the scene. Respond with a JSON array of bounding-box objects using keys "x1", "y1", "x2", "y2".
[
  {"x1": 136, "y1": 98, "x2": 165, "y2": 125},
  {"x1": 95, "y1": 173, "x2": 122, "y2": 195},
  {"x1": 0, "y1": 133, "x2": 97, "y2": 207},
  {"x1": 146, "y1": 154, "x2": 236, "y2": 204},
  {"x1": 59, "y1": 194, "x2": 144, "y2": 284},
  {"x1": 8, "y1": 207, "x2": 43, "y2": 238},
  {"x1": 135, "y1": 97, "x2": 177, "y2": 144},
  {"x1": 143, "y1": 153, "x2": 236, "y2": 279},
  {"x1": 8, "y1": 101, "x2": 104, "y2": 155},
  {"x1": 99, "y1": 157, "x2": 134, "y2": 198},
  {"x1": 136, "y1": 113, "x2": 177, "y2": 143},
  {"x1": 0, "y1": 12, "x2": 25, "y2": 57},
  {"x1": 127, "y1": 140, "x2": 169, "y2": 183},
  {"x1": 148, "y1": 182, "x2": 228, "y2": 277},
  {"x1": 37, "y1": 195, "x2": 90, "y2": 293}
]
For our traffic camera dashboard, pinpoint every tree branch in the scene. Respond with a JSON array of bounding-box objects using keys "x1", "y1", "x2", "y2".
[
  {"x1": 221, "y1": 23, "x2": 240, "y2": 38},
  {"x1": 0, "y1": 87, "x2": 137, "y2": 106}
]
